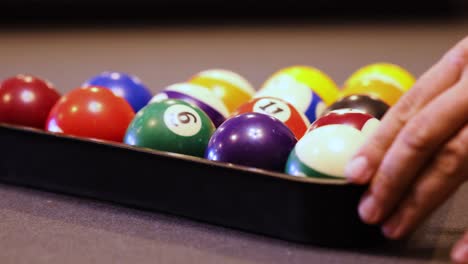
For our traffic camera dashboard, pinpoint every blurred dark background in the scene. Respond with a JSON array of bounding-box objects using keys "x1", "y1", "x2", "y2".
[{"x1": 1, "y1": 0, "x2": 467, "y2": 27}]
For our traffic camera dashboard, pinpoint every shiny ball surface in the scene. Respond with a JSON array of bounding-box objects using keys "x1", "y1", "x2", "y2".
[
  {"x1": 286, "y1": 107, "x2": 381, "y2": 179},
  {"x1": 205, "y1": 112, "x2": 297, "y2": 172},
  {"x1": 344, "y1": 62, "x2": 415, "y2": 92},
  {"x1": 46, "y1": 86, "x2": 135, "y2": 142},
  {"x1": 308, "y1": 108, "x2": 379, "y2": 134},
  {"x1": 124, "y1": 99, "x2": 216, "y2": 157},
  {"x1": 321, "y1": 94, "x2": 389, "y2": 120},
  {"x1": 285, "y1": 124, "x2": 378, "y2": 179},
  {"x1": 188, "y1": 69, "x2": 255, "y2": 113},
  {"x1": 83, "y1": 71, "x2": 152, "y2": 112},
  {"x1": 233, "y1": 96, "x2": 310, "y2": 139},
  {"x1": 150, "y1": 82, "x2": 229, "y2": 127},
  {"x1": 341, "y1": 79, "x2": 404, "y2": 106},
  {"x1": 0, "y1": 74, "x2": 61, "y2": 129},
  {"x1": 255, "y1": 65, "x2": 340, "y2": 123}
]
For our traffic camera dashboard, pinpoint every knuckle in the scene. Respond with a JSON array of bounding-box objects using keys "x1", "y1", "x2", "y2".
[
  {"x1": 446, "y1": 39, "x2": 468, "y2": 72},
  {"x1": 411, "y1": 176, "x2": 440, "y2": 206},
  {"x1": 363, "y1": 130, "x2": 391, "y2": 158},
  {"x1": 436, "y1": 141, "x2": 467, "y2": 177},
  {"x1": 370, "y1": 181, "x2": 392, "y2": 202},
  {"x1": 437, "y1": 127, "x2": 468, "y2": 181},
  {"x1": 399, "y1": 116, "x2": 433, "y2": 154},
  {"x1": 393, "y1": 94, "x2": 417, "y2": 122},
  {"x1": 371, "y1": 160, "x2": 402, "y2": 200}
]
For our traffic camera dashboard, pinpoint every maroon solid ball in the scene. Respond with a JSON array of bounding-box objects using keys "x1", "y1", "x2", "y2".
[
  {"x1": 0, "y1": 74, "x2": 61, "y2": 129},
  {"x1": 320, "y1": 94, "x2": 389, "y2": 120}
]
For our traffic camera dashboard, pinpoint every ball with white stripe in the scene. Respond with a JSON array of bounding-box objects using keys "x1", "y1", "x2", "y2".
[{"x1": 285, "y1": 110, "x2": 380, "y2": 179}]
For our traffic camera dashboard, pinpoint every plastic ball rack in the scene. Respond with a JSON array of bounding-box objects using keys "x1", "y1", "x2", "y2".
[{"x1": 0, "y1": 123, "x2": 386, "y2": 248}]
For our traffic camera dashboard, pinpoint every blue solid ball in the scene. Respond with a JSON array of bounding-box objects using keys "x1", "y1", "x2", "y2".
[{"x1": 83, "y1": 71, "x2": 152, "y2": 112}]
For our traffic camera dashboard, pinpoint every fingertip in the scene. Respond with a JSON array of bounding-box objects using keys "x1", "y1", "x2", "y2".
[
  {"x1": 382, "y1": 215, "x2": 404, "y2": 240},
  {"x1": 452, "y1": 243, "x2": 468, "y2": 264},
  {"x1": 345, "y1": 156, "x2": 373, "y2": 184},
  {"x1": 358, "y1": 193, "x2": 381, "y2": 224}
]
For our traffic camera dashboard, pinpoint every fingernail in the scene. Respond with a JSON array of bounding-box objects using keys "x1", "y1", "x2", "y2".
[
  {"x1": 345, "y1": 156, "x2": 371, "y2": 183},
  {"x1": 452, "y1": 244, "x2": 468, "y2": 263},
  {"x1": 382, "y1": 215, "x2": 403, "y2": 239},
  {"x1": 359, "y1": 195, "x2": 380, "y2": 224}
]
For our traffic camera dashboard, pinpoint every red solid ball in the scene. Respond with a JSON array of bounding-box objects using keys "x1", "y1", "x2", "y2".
[
  {"x1": 0, "y1": 74, "x2": 61, "y2": 129},
  {"x1": 46, "y1": 86, "x2": 135, "y2": 142}
]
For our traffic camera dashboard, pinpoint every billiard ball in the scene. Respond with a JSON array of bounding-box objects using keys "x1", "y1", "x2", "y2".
[
  {"x1": 188, "y1": 69, "x2": 256, "y2": 113},
  {"x1": 341, "y1": 79, "x2": 404, "y2": 106},
  {"x1": 83, "y1": 71, "x2": 153, "y2": 112},
  {"x1": 286, "y1": 109, "x2": 380, "y2": 179},
  {"x1": 285, "y1": 123, "x2": 378, "y2": 179},
  {"x1": 254, "y1": 65, "x2": 340, "y2": 123},
  {"x1": 46, "y1": 86, "x2": 135, "y2": 142},
  {"x1": 320, "y1": 94, "x2": 389, "y2": 120},
  {"x1": 0, "y1": 74, "x2": 61, "y2": 129},
  {"x1": 308, "y1": 108, "x2": 380, "y2": 136},
  {"x1": 149, "y1": 82, "x2": 229, "y2": 127},
  {"x1": 344, "y1": 62, "x2": 415, "y2": 92},
  {"x1": 232, "y1": 96, "x2": 310, "y2": 139},
  {"x1": 205, "y1": 112, "x2": 297, "y2": 172},
  {"x1": 124, "y1": 99, "x2": 216, "y2": 157}
]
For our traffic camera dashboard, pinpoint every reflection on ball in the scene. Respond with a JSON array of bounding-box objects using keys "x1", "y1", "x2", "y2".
[
  {"x1": 285, "y1": 110, "x2": 381, "y2": 179},
  {"x1": 188, "y1": 69, "x2": 255, "y2": 113},
  {"x1": 344, "y1": 62, "x2": 415, "y2": 92},
  {"x1": 205, "y1": 112, "x2": 297, "y2": 172},
  {"x1": 83, "y1": 71, "x2": 152, "y2": 113},
  {"x1": 150, "y1": 82, "x2": 229, "y2": 127},
  {"x1": 233, "y1": 96, "x2": 310, "y2": 139},
  {"x1": 341, "y1": 79, "x2": 404, "y2": 106},
  {"x1": 321, "y1": 94, "x2": 389, "y2": 120},
  {"x1": 124, "y1": 99, "x2": 215, "y2": 157},
  {"x1": 255, "y1": 65, "x2": 340, "y2": 123}
]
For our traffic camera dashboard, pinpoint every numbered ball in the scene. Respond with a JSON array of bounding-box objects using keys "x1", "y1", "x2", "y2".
[
  {"x1": 287, "y1": 107, "x2": 381, "y2": 179},
  {"x1": 344, "y1": 62, "x2": 415, "y2": 92},
  {"x1": 46, "y1": 86, "x2": 135, "y2": 142},
  {"x1": 124, "y1": 99, "x2": 216, "y2": 157},
  {"x1": 285, "y1": 123, "x2": 379, "y2": 179},
  {"x1": 308, "y1": 108, "x2": 380, "y2": 135},
  {"x1": 83, "y1": 71, "x2": 153, "y2": 112},
  {"x1": 0, "y1": 74, "x2": 61, "y2": 129},
  {"x1": 321, "y1": 94, "x2": 389, "y2": 120},
  {"x1": 205, "y1": 112, "x2": 297, "y2": 172},
  {"x1": 150, "y1": 82, "x2": 229, "y2": 127},
  {"x1": 188, "y1": 69, "x2": 256, "y2": 113},
  {"x1": 233, "y1": 96, "x2": 310, "y2": 139},
  {"x1": 255, "y1": 65, "x2": 340, "y2": 123},
  {"x1": 341, "y1": 79, "x2": 404, "y2": 106}
]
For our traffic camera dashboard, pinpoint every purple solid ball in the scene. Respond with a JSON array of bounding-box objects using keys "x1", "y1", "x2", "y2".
[{"x1": 205, "y1": 112, "x2": 298, "y2": 172}]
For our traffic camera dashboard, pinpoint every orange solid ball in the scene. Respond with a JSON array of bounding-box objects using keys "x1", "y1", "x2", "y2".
[
  {"x1": 188, "y1": 69, "x2": 256, "y2": 113},
  {"x1": 341, "y1": 79, "x2": 404, "y2": 106}
]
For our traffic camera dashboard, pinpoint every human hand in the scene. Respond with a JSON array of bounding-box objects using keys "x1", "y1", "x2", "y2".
[{"x1": 344, "y1": 36, "x2": 468, "y2": 263}]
